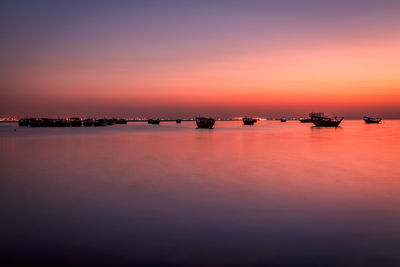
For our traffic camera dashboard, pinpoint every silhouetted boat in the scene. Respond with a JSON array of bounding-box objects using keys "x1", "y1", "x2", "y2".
[
  {"x1": 93, "y1": 119, "x2": 107, "y2": 126},
  {"x1": 300, "y1": 112, "x2": 324, "y2": 123},
  {"x1": 196, "y1": 117, "x2": 215, "y2": 129},
  {"x1": 148, "y1": 119, "x2": 160, "y2": 124},
  {"x1": 280, "y1": 118, "x2": 287, "y2": 122},
  {"x1": 115, "y1": 118, "x2": 127, "y2": 124},
  {"x1": 176, "y1": 119, "x2": 182, "y2": 123},
  {"x1": 312, "y1": 116, "x2": 343, "y2": 127},
  {"x1": 18, "y1": 118, "x2": 29, "y2": 126},
  {"x1": 83, "y1": 118, "x2": 94, "y2": 127},
  {"x1": 242, "y1": 118, "x2": 257, "y2": 125},
  {"x1": 363, "y1": 116, "x2": 381, "y2": 123},
  {"x1": 69, "y1": 118, "x2": 82, "y2": 127}
]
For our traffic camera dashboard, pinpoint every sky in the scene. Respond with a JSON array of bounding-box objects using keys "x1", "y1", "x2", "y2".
[{"x1": 1, "y1": 0, "x2": 400, "y2": 119}]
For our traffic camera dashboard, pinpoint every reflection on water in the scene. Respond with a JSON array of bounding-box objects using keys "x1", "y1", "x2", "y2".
[{"x1": 1, "y1": 121, "x2": 400, "y2": 266}]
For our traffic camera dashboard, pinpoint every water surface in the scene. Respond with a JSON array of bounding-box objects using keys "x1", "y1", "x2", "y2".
[{"x1": 1, "y1": 121, "x2": 400, "y2": 266}]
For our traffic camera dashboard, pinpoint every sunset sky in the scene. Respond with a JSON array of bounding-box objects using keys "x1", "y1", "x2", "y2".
[{"x1": 1, "y1": 0, "x2": 400, "y2": 118}]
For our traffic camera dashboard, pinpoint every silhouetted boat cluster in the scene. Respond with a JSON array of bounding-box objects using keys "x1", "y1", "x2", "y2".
[
  {"x1": 18, "y1": 113, "x2": 383, "y2": 129},
  {"x1": 18, "y1": 118, "x2": 127, "y2": 127}
]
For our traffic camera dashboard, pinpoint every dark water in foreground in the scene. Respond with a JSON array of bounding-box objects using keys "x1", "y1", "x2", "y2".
[{"x1": 1, "y1": 121, "x2": 400, "y2": 266}]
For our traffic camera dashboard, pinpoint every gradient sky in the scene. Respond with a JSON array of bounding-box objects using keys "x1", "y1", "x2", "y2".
[{"x1": 1, "y1": 0, "x2": 400, "y2": 118}]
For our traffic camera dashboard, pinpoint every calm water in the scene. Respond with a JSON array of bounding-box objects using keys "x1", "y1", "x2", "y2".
[{"x1": 1, "y1": 121, "x2": 400, "y2": 266}]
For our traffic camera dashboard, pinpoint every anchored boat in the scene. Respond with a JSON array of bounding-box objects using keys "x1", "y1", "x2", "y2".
[
  {"x1": 196, "y1": 117, "x2": 215, "y2": 129},
  {"x1": 363, "y1": 116, "x2": 381, "y2": 123},
  {"x1": 148, "y1": 119, "x2": 160, "y2": 124},
  {"x1": 242, "y1": 118, "x2": 257, "y2": 125},
  {"x1": 312, "y1": 116, "x2": 344, "y2": 127}
]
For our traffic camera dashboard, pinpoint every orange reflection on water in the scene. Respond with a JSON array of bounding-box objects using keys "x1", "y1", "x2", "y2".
[{"x1": 1, "y1": 120, "x2": 400, "y2": 265}]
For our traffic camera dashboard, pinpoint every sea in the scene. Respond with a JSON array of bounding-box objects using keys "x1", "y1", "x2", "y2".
[{"x1": 1, "y1": 120, "x2": 400, "y2": 266}]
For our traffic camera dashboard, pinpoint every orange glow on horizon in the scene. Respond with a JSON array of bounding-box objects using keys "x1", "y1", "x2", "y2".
[{"x1": 1, "y1": 9, "x2": 400, "y2": 118}]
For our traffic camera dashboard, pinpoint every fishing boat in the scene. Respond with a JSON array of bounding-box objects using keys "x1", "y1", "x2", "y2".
[
  {"x1": 242, "y1": 118, "x2": 257, "y2": 125},
  {"x1": 83, "y1": 118, "x2": 94, "y2": 127},
  {"x1": 312, "y1": 116, "x2": 344, "y2": 127},
  {"x1": 300, "y1": 112, "x2": 324, "y2": 123},
  {"x1": 69, "y1": 117, "x2": 82, "y2": 127},
  {"x1": 280, "y1": 118, "x2": 287, "y2": 122},
  {"x1": 115, "y1": 118, "x2": 127, "y2": 124},
  {"x1": 93, "y1": 119, "x2": 107, "y2": 126},
  {"x1": 363, "y1": 116, "x2": 381, "y2": 123},
  {"x1": 148, "y1": 119, "x2": 160, "y2": 124},
  {"x1": 176, "y1": 119, "x2": 182, "y2": 123},
  {"x1": 195, "y1": 117, "x2": 215, "y2": 129},
  {"x1": 18, "y1": 118, "x2": 29, "y2": 126}
]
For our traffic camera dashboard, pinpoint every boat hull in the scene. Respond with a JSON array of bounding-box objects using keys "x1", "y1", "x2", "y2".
[
  {"x1": 313, "y1": 121, "x2": 341, "y2": 127},
  {"x1": 364, "y1": 120, "x2": 381, "y2": 123},
  {"x1": 148, "y1": 119, "x2": 160, "y2": 124},
  {"x1": 299, "y1": 118, "x2": 313, "y2": 123},
  {"x1": 363, "y1": 117, "x2": 381, "y2": 123}
]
